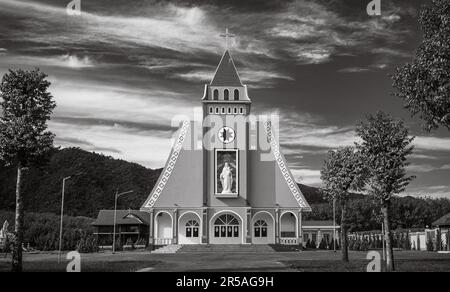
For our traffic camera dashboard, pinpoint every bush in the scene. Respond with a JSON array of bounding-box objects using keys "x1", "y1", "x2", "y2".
[
  {"x1": 369, "y1": 237, "x2": 376, "y2": 249},
  {"x1": 76, "y1": 235, "x2": 99, "y2": 253},
  {"x1": 359, "y1": 239, "x2": 369, "y2": 251},
  {"x1": 334, "y1": 238, "x2": 340, "y2": 250},
  {"x1": 135, "y1": 238, "x2": 147, "y2": 247},
  {"x1": 354, "y1": 238, "x2": 359, "y2": 250},
  {"x1": 124, "y1": 238, "x2": 135, "y2": 250},
  {"x1": 0, "y1": 210, "x2": 94, "y2": 251},
  {"x1": 114, "y1": 237, "x2": 122, "y2": 251},
  {"x1": 426, "y1": 238, "x2": 434, "y2": 251},
  {"x1": 348, "y1": 238, "x2": 355, "y2": 250},
  {"x1": 318, "y1": 238, "x2": 327, "y2": 250}
]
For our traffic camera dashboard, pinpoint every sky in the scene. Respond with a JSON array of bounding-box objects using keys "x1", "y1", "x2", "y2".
[{"x1": 0, "y1": 0, "x2": 449, "y2": 198}]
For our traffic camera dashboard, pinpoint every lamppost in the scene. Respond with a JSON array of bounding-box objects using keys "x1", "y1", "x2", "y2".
[
  {"x1": 333, "y1": 197, "x2": 336, "y2": 252},
  {"x1": 112, "y1": 189, "x2": 133, "y2": 254},
  {"x1": 58, "y1": 172, "x2": 84, "y2": 264}
]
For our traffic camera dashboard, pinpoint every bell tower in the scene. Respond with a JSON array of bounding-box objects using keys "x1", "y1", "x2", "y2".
[
  {"x1": 202, "y1": 50, "x2": 251, "y2": 117},
  {"x1": 202, "y1": 45, "x2": 251, "y2": 205}
]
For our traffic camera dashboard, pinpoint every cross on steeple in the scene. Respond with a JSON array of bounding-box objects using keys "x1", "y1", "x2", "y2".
[{"x1": 220, "y1": 28, "x2": 235, "y2": 50}]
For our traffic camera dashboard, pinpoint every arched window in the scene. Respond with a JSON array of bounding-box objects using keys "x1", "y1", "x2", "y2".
[
  {"x1": 254, "y1": 220, "x2": 268, "y2": 238},
  {"x1": 209, "y1": 107, "x2": 213, "y2": 114},
  {"x1": 222, "y1": 107, "x2": 225, "y2": 114},
  {"x1": 234, "y1": 89, "x2": 239, "y2": 100},
  {"x1": 240, "y1": 108, "x2": 243, "y2": 114},
  {"x1": 228, "y1": 107, "x2": 231, "y2": 114},
  {"x1": 216, "y1": 108, "x2": 219, "y2": 114},
  {"x1": 186, "y1": 220, "x2": 199, "y2": 238},
  {"x1": 214, "y1": 214, "x2": 239, "y2": 238},
  {"x1": 224, "y1": 89, "x2": 229, "y2": 101},
  {"x1": 234, "y1": 108, "x2": 237, "y2": 114},
  {"x1": 213, "y1": 89, "x2": 219, "y2": 100}
]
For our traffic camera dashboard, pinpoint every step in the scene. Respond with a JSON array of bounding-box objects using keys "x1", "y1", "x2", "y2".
[
  {"x1": 151, "y1": 244, "x2": 182, "y2": 254},
  {"x1": 177, "y1": 244, "x2": 276, "y2": 253}
]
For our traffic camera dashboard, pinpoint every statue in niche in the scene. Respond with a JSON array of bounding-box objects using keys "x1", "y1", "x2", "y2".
[{"x1": 220, "y1": 162, "x2": 233, "y2": 194}]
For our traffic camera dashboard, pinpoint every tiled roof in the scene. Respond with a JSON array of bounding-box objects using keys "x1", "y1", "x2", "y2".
[
  {"x1": 92, "y1": 210, "x2": 150, "y2": 226},
  {"x1": 432, "y1": 212, "x2": 450, "y2": 227},
  {"x1": 210, "y1": 50, "x2": 243, "y2": 86}
]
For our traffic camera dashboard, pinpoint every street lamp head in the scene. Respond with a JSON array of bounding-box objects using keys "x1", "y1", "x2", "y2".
[{"x1": 117, "y1": 190, "x2": 134, "y2": 198}]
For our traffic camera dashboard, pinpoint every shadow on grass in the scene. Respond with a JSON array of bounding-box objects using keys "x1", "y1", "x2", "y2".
[
  {"x1": 0, "y1": 260, "x2": 162, "y2": 272},
  {"x1": 284, "y1": 258, "x2": 450, "y2": 272}
]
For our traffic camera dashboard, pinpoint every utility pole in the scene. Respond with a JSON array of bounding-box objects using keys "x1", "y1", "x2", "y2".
[
  {"x1": 58, "y1": 172, "x2": 84, "y2": 264},
  {"x1": 58, "y1": 176, "x2": 71, "y2": 264},
  {"x1": 112, "y1": 189, "x2": 134, "y2": 254}
]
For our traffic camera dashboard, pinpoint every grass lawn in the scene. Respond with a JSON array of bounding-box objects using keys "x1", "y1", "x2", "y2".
[
  {"x1": 0, "y1": 250, "x2": 448, "y2": 272},
  {"x1": 283, "y1": 258, "x2": 450, "y2": 272},
  {"x1": 0, "y1": 251, "x2": 162, "y2": 272}
]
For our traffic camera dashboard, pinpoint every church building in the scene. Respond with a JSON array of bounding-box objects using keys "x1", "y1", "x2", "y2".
[{"x1": 140, "y1": 49, "x2": 316, "y2": 246}]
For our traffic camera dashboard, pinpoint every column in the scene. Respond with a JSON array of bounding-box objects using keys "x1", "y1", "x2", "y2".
[
  {"x1": 149, "y1": 209, "x2": 154, "y2": 249},
  {"x1": 275, "y1": 208, "x2": 280, "y2": 244},
  {"x1": 298, "y1": 209, "x2": 303, "y2": 246},
  {"x1": 246, "y1": 208, "x2": 251, "y2": 244},
  {"x1": 202, "y1": 208, "x2": 208, "y2": 244},
  {"x1": 172, "y1": 209, "x2": 178, "y2": 244},
  {"x1": 317, "y1": 229, "x2": 322, "y2": 248}
]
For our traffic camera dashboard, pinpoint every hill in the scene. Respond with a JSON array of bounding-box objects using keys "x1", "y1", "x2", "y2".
[
  {"x1": 0, "y1": 148, "x2": 330, "y2": 218},
  {"x1": 0, "y1": 147, "x2": 449, "y2": 232},
  {"x1": 0, "y1": 148, "x2": 161, "y2": 218}
]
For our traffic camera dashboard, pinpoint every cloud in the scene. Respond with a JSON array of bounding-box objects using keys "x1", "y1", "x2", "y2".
[
  {"x1": 404, "y1": 186, "x2": 450, "y2": 199},
  {"x1": 338, "y1": 67, "x2": 370, "y2": 73},
  {"x1": 60, "y1": 54, "x2": 95, "y2": 68},
  {"x1": 171, "y1": 68, "x2": 294, "y2": 87},
  {"x1": 1, "y1": 54, "x2": 95, "y2": 69},
  {"x1": 410, "y1": 153, "x2": 438, "y2": 160},
  {"x1": 407, "y1": 163, "x2": 450, "y2": 173},
  {"x1": 291, "y1": 168, "x2": 322, "y2": 186},
  {"x1": 371, "y1": 48, "x2": 412, "y2": 58},
  {"x1": 414, "y1": 136, "x2": 450, "y2": 152},
  {"x1": 51, "y1": 120, "x2": 173, "y2": 168}
]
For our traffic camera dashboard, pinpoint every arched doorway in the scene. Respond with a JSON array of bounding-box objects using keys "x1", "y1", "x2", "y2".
[
  {"x1": 280, "y1": 212, "x2": 297, "y2": 240},
  {"x1": 252, "y1": 211, "x2": 275, "y2": 244},
  {"x1": 178, "y1": 212, "x2": 202, "y2": 244},
  {"x1": 155, "y1": 211, "x2": 172, "y2": 245},
  {"x1": 210, "y1": 212, "x2": 243, "y2": 244}
]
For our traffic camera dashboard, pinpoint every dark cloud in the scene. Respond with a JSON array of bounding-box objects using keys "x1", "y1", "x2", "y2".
[
  {"x1": 52, "y1": 116, "x2": 177, "y2": 134},
  {"x1": 0, "y1": 0, "x2": 448, "y2": 196}
]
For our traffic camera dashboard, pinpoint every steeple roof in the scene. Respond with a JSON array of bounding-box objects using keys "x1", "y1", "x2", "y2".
[{"x1": 210, "y1": 50, "x2": 243, "y2": 86}]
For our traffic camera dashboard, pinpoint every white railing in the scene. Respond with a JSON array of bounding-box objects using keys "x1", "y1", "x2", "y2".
[
  {"x1": 154, "y1": 238, "x2": 173, "y2": 245},
  {"x1": 280, "y1": 238, "x2": 298, "y2": 245}
]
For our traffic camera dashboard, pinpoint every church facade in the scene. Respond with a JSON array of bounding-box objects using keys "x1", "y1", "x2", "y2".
[{"x1": 140, "y1": 50, "x2": 313, "y2": 245}]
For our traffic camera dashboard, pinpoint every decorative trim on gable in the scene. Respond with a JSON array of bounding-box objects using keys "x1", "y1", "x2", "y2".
[
  {"x1": 123, "y1": 213, "x2": 144, "y2": 224},
  {"x1": 143, "y1": 121, "x2": 190, "y2": 208},
  {"x1": 264, "y1": 121, "x2": 311, "y2": 210}
]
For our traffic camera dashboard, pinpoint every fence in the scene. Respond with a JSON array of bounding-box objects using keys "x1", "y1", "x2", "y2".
[{"x1": 348, "y1": 228, "x2": 449, "y2": 251}]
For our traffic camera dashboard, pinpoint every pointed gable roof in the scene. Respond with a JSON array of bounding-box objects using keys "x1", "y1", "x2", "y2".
[{"x1": 210, "y1": 50, "x2": 243, "y2": 86}]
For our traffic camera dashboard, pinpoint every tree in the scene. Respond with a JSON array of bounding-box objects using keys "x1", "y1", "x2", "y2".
[
  {"x1": 320, "y1": 146, "x2": 367, "y2": 262},
  {"x1": 356, "y1": 111, "x2": 415, "y2": 272},
  {"x1": 0, "y1": 68, "x2": 56, "y2": 272},
  {"x1": 392, "y1": 0, "x2": 450, "y2": 131}
]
